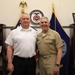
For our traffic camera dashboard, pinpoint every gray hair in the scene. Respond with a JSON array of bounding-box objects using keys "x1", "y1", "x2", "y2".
[
  {"x1": 20, "y1": 13, "x2": 30, "y2": 20},
  {"x1": 40, "y1": 16, "x2": 49, "y2": 23}
]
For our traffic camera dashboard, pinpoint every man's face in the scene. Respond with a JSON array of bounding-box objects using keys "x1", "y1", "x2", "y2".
[
  {"x1": 40, "y1": 18, "x2": 50, "y2": 32},
  {"x1": 20, "y1": 14, "x2": 30, "y2": 28}
]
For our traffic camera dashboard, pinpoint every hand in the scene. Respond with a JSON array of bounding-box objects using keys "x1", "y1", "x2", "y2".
[
  {"x1": 7, "y1": 62, "x2": 14, "y2": 72},
  {"x1": 53, "y1": 66, "x2": 59, "y2": 75}
]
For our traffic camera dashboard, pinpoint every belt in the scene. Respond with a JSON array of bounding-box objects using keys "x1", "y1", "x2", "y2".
[
  {"x1": 14, "y1": 55, "x2": 35, "y2": 60},
  {"x1": 39, "y1": 54, "x2": 50, "y2": 59}
]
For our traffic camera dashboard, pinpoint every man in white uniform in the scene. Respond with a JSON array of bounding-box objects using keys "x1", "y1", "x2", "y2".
[{"x1": 5, "y1": 13, "x2": 37, "y2": 75}]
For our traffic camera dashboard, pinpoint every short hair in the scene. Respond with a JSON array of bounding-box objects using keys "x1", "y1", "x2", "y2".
[
  {"x1": 40, "y1": 16, "x2": 49, "y2": 23},
  {"x1": 20, "y1": 13, "x2": 30, "y2": 20}
]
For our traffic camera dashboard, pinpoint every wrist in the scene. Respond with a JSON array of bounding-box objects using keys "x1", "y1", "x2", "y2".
[
  {"x1": 8, "y1": 61, "x2": 12, "y2": 64},
  {"x1": 55, "y1": 64, "x2": 60, "y2": 67}
]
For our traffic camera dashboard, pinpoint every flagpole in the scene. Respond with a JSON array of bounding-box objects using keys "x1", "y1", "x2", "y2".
[
  {"x1": 52, "y1": 2, "x2": 56, "y2": 30},
  {"x1": 13, "y1": 1, "x2": 27, "y2": 29},
  {"x1": 20, "y1": 0, "x2": 27, "y2": 13}
]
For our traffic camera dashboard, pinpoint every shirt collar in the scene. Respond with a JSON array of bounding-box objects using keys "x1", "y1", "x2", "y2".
[
  {"x1": 39, "y1": 28, "x2": 51, "y2": 37},
  {"x1": 19, "y1": 25, "x2": 32, "y2": 31}
]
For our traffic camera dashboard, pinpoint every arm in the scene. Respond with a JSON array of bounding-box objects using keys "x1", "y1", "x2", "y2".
[
  {"x1": 7, "y1": 44, "x2": 14, "y2": 72},
  {"x1": 54, "y1": 47, "x2": 62, "y2": 75},
  {"x1": 56, "y1": 47, "x2": 62, "y2": 65}
]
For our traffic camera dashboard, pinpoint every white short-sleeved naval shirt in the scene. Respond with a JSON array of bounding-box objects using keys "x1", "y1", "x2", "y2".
[{"x1": 5, "y1": 25, "x2": 37, "y2": 58}]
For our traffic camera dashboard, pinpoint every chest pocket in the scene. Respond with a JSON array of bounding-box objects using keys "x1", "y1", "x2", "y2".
[
  {"x1": 45, "y1": 38, "x2": 55, "y2": 45},
  {"x1": 45, "y1": 38, "x2": 57, "y2": 52}
]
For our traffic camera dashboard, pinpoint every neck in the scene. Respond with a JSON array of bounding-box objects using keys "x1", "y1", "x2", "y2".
[
  {"x1": 42, "y1": 30, "x2": 48, "y2": 33},
  {"x1": 21, "y1": 25, "x2": 29, "y2": 29}
]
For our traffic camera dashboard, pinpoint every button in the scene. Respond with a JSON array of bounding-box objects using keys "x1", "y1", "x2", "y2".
[{"x1": 42, "y1": 55, "x2": 47, "y2": 59}]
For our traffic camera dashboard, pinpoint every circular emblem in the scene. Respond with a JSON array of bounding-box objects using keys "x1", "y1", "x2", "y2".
[
  {"x1": 62, "y1": 39, "x2": 67, "y2": 57},
  {"x1": 30, "y1": 10, "x2": 44, "y2": 25}
]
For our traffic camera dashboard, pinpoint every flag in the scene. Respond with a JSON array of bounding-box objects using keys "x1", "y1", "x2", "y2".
[
  {"x1": 13, "y1": 19, "x2": 21, "y2": 29},
  {"x1": 15, "y1": 20, "x2": 21, "y2": 28},
  {"x1": 11, "y1": 19, "x2": 20, "y2": 30},
  {"x1": 50, "y1": 6, "x2": 70, "y2": 75}
]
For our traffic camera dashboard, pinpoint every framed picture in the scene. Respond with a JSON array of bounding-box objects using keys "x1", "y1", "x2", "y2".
[
  {"x1": 0, "y1": 57, "x2": 2, "y2": 67},
  {"x1": 30, "y1": 9, "x2": 44, "y2": 25},
  {"x1": 0, "y1": 46, "x2": 2, "y2": 53},
  {"x1": 72, "y1": 13, "x2": 75, "y2": 23}
]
